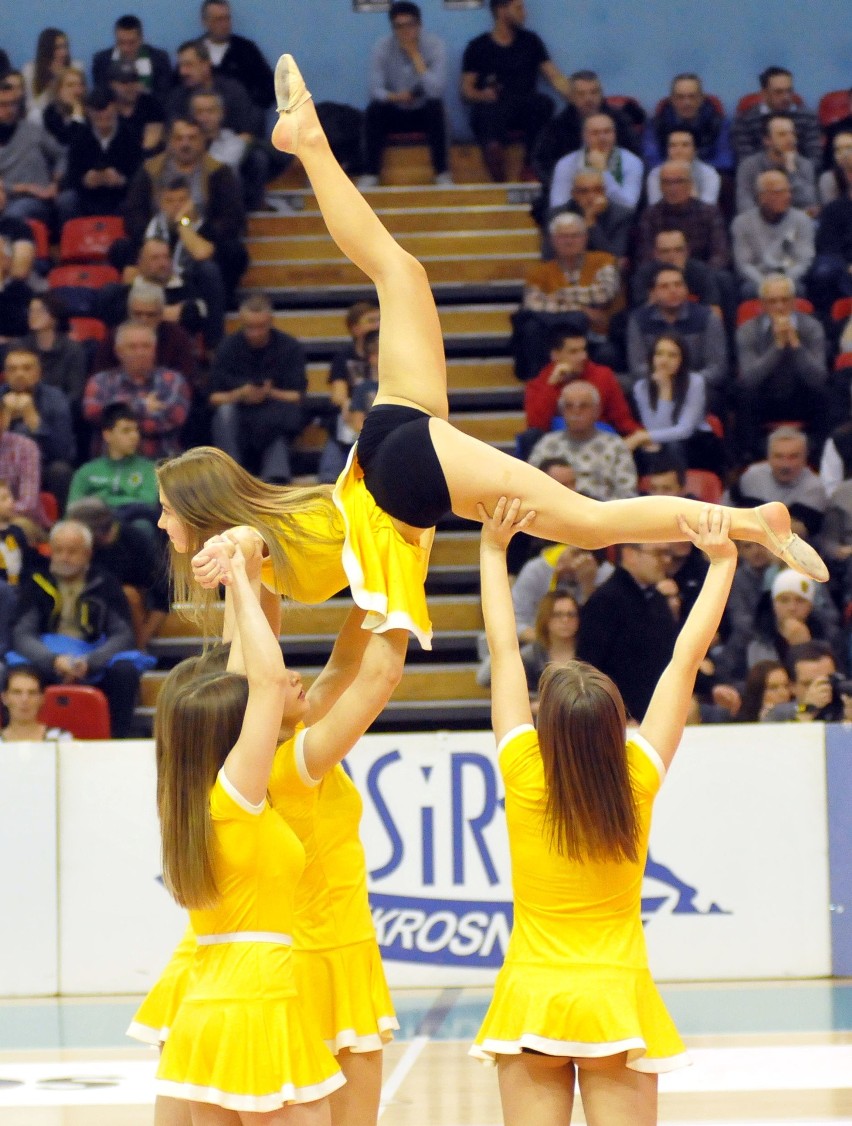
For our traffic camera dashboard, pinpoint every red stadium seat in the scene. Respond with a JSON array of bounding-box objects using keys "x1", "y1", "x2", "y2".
[
  {"x1": 59, "y1": 216, "x2": 125, "y2": 264},
  {"x1": 831, "y1": 297, "x2": 852, "y2": 323},
  {"x1": 818, "y1": 90, "x2": 852, "y2": 129},
  {"x1": 39, "y1": 685, "x2": 111, "y2": 740},
  {"x1": 26, "y1": 218, "x2": 51, "y2": 260},
  {"x1": 735, "y1": 90, "x2": 803, "y2": 116},
  {"x1": 835, "y1": 352, "x2": 852, "y2": 373},
  {"x1": 736, "y1": 297, "x2": 814, "y2": 326},
  {"x1": 684, "y1": 469, "x2": 723, "y2": 503},
  {"x1": 48, "y1": 264, "x2": 119, "y2": 289},
  {"x1": 69, "y1": 316, "x2": 108, "y2": 344},
  {"x1": 39, "y1": 491, "x2": 59, "y2": 527}
]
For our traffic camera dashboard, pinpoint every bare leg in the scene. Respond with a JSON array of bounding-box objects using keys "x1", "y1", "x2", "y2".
[
  {"x1": 496, "y1": 1053, "x2": 576, "y2": 1125},
  {"x1": 156, "y1": 1095, "x2": 192, "y2": 1126},
  {"x1": 269, "y1": 58, "x2": 827, "y2": 583},
  {"x1": 329, "y1": 1049, "x2": 382, "y2": 1126},
  {"x1": 271, "y1": 62, "x2": 448, "y2": 421},
  {"x1": 576, "y1": 1056, "x2": 658, "y2": 1126}
]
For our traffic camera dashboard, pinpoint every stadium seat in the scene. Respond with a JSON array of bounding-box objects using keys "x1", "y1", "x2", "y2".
[
  {"x1": 68, "y1": 316, "x2": 108, "y2": 344},
  {"x1": 835, "y1": 352, "x2": 852, "y2": 373},
  {"x1": 831, "y1": 297, "x2": 852, "y2": 323},
  {"x1": 39, "y1": 491, "x2": 59, "y2": 526},
  {"x1": 59, "y1": 216, "x2": 125, "y2": 265},
  {"x1": 25, "y1": 218, "x2": 51, "y2": 261},
  {"x1": 48, "y1": 264, "x2": 119, "y2": 317},
  {"x1": 736, "y1": 297, "x2": 814, "y2": 326},
  {"x1": 735, "y1": 90, "x2": 803, "y2": 116},
  {"x1": 818, "y1": 90, "x2": 851, "y2": 129},
  {"x1": 39, "y1": 684, "x2": 111, "y2": 740},
  {"x1": 684, "y1": 468, "x2": 723, "y2": 503}
]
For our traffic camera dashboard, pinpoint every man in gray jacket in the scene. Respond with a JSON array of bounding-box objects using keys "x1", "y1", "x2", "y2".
[
  {"x1": 0, "y1": 80, "x2": 64, "y2": 223},
  {"x1": 731, "y1": 169, "x2": 814, "y2": 298},
  {"x1": 734, "y1": 274, "x2": 827, "y2": 462}
]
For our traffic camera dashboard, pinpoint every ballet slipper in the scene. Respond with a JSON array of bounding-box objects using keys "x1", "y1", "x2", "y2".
[
  {"x1": 755, "y1": 504, "x2": 829, "y2": 583},
  {"x1": 272, "y1": 54, "x2": 312, "y2": 152}
]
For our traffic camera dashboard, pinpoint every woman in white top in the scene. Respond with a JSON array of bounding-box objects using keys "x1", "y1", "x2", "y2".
[
  {"x1": 0, "y1": 665, "x2": 71, "y2": 742},
  {"x1": 21, "y1": 29, "x2": 83, "y2": 114}
]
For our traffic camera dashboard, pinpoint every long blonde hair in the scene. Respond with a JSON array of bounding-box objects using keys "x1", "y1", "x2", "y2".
[
  {"x1": 156, "y1": 447, "x2": 335, "y2": 630},
  {"x1": 157, "y1": 669, "x2": 249, "y2": 909},
  {"x1": 536, "y1": 661, "x2": 640, "y2": 863}
]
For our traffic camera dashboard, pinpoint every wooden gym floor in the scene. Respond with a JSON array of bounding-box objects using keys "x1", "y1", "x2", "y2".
[{"x1": 3, "y1": 982, "x2": 852, "y2": 1124}]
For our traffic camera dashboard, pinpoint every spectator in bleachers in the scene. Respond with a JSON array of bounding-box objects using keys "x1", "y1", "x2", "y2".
[
  {"x1": 731, "y1": 169, "x2": 814, "y2": 298},
  {"x1": 734, "y1": 273, "x2": 828, "y2": 463},
  {"x1": 10, "y1": 518, "x2": 141, "y2": 736},
  {"x1": 509, "y1": 538, "x2": 607, "y2": 641},
  {"x1": 101, "y1": 237, "x2": 215, "y2": 348},
  {"x1": 189, "y1": 90, "x2": 269, "y2": 212},
  {"x1": 107, "y1": 60, "x2": 166, "y2": 157},
  {"x1": 738, "y1": 659, "x2": 792, "y2": 722},
  {"x1": 83, "y1": 321, "x2": 190, "y2": 459},
  {"x1": 21, "y1": 29, "x2": 82, "y2": 115},
  {"x1": 0, "y1": 77, "x2": 65, "y2": 224},
  {"x1": 576, "y1": 540, "x2": 678, "y2": 719},
  {"x1": 17, "y1": 295, "x2": 88, "y2": 409},
  {"x1": 28, "y1": 66, "x2": 86, "y2": 149},
  {"x1": 359, "y1": 2, "x2": 450, "y2": 189},
  {"x1": 0, "y1": 478, "x2": 35, "y2": 590},
  {"x1": 0, "y1": 345, "x2": 75, "y2": 506},
  {"x1": 460, "y1": 0, "x2": 570, "y2": 183},
  {"x1": 66, "y1": 496, "x2": 167, "y2": 651},
  {"x1": 549, "y1": 114, "x2": 644, "y2": 213},
  {"x1": 0, "y1": 396, "x2": 42, "y2": 535},
  {"x1": 630, "y1": 333, "x2": 719, "y2": 474},
  {"x1": 626, "y1": 265, "x2": 727, "y2": 400},
  {"x1": 0, "y1": 184, "x2": 37, "y2": 284},
  {"x1": 527, "y1": 380, "x2": 638, "y2": 501},
  {"x1": 68, "y1": 402, "x2": 159, "y2": 535},
  {"x1": 731, "y1": 67, "x2": 822, "y2": 165},
  {"x1": 319, "y1": 323, "x2": 380, "y2": 484},
  {"x1": 521, "y1": 325, "x2": 642, "y2": 452},
  {"x1": 818, "y1": 131, "x2": 852, "y2": 206},
  {"x1": 809, "y1": 181, "x2": 852, "y2": 318},
  {"x1": 733, "y1": 427, "x2": 827, "y2": 540},
  {"x1": 207, "y1": 293, "x2": 306, "y2": 484},
  {"x1": 167, "y1": 40, "x2": 255, "y2": 143},
  {"x1": 95, "y1": 278, "x2": 197, "y2": 391},
  {"x1": 631, "y1": 228, "x2": 720, "y2": 308},
  {"x1": 713, "y1": 540, "x2": 776, "y2": 683},
  {"x1": 819, "y1": 416, "x2": 852, "y2": 498},
  {"x1": 200, "y1": 0, "x2": 275, "y2": 130},
  {"x1": 477, "y1": 588, "x2": 581, "y2": 697},
  {"x1": 122, "y1": 118, "x2": 247, "y2": 320},
  {"x1": 58, "y1": 87, "x2": 143, "y2": 224},
  {"x1": 763, "y1": 641, "x2": 851, "y2": 722},
  {"x1": 735, "y1": 115, "x2": 817, "y2": 216},
  {"x1": 92, "y1": 14, "x2": 172, "y2": 106},
  {"x1": 0, "y1": 666, "x2": 72, "y2": 742},
  {"x1": 645, "y1": 72, "x2": 733, "y2": 173},
  {"x1": 533, "y1": 69, "x2": 640, "y2": 190},
  {"x1": 745, "y1": 569, "x2": 840, "y2": 674},
  {"x1": 555, "y1": 168, "x2": 633, "y2": 264},
  {"x1": 0, "y1": 235, "x2": 33, "y2": 342},
  {"x1": 646, "y1": 128, "x2": 720, "y2": 205},
  {"x1": 818, "y1": 477, "x2": 852, "y2": 602},
  {"x1": 636, "y1": 159, "x2": 730, "y2": 271}
]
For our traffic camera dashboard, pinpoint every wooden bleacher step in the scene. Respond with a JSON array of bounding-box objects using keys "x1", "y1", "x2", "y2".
[
  {"x1": 248, "y1": 203, "x2": 536, "y2": 238},
  {"x1": 229, "y1": 304, "x2": 514, "y2": 344}
]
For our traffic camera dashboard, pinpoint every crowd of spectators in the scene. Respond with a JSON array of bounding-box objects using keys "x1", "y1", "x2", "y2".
[{"x1": 3, "y1": 0, "x2": 852, "y2": 734}]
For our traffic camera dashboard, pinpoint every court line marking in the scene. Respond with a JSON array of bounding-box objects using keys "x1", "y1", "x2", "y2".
[{"x1": 379, "y1": 1035, "x2": 430, "y2": 1118}]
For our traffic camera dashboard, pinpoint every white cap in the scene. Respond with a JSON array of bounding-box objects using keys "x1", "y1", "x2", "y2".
[{"x1": 771, "y1": 568, "x2": 815, "y2": 603}]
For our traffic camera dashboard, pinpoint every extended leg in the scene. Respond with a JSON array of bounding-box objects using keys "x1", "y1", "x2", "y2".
[
  {"x1": 271, "y1": 59, "x2": 448, "y2": 420},
  {"x1": 329, "y1": 1048, "x2": 383, "y2": 1126},
  {"x1": 496, "y1": 1053, "x2": 576, "y2": 1125},
  {"x1": 576, "y1": 1056, "x2": 658, "y2": 1126}
]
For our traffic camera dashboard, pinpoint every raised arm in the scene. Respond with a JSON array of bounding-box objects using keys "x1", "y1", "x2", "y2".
[
  {"x1": 478, "y1": 498, "x2": 537, "y2": 742},
  {"x1": 304, "y1": 606, "x2": 370, "y2": 724},
  {"x1": 209, "y1": 538, "x2": 288, "y2": 805},
  {"x1": 640, "y1": 507, "x2": 737, "y2": 768}
]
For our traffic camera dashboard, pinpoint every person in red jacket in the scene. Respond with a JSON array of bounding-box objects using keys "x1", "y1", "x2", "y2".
[{"x1": 521, "y1": 327, "x2": 649, "y2": 459}]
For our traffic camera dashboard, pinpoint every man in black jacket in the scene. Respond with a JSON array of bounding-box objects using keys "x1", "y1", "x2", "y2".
[
  {"x1": 91, "y1": 14, "x2": 173, "y2": 106},
  {"x1": 10, "y1": 520, "x2": 141, "y2": 737},
  {"x1": 200, "y1": 0, "x2": 274, "y2": 132},
  {"x1": 58, "y1": 88, "x2": 143, "y2": 223}
]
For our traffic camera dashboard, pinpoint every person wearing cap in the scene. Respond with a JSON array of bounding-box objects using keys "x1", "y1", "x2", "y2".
[
  {"x1": 58, "y1": 87, "x2": 144, "y2": 223},
  {"x1": 91, "y1": 14, "x2": 173, "y2": 106},
  {"x1": 107, "y1": 59, "x2": 166, "y2": 155},
  {"x1": 745, "y1": 568, "x2": 840, "y2": 673}
]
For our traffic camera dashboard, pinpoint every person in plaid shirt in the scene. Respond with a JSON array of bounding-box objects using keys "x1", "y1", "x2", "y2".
[{"x1": 83, "y1": 321, "x2": 190, "y2": 459}]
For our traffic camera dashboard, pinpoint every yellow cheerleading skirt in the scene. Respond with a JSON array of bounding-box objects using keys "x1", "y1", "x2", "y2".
[
  {"x1": 333, "y1": 447, "x2": 435, "y2": 650},
  {"x1": 294, "y1": 938, "x2": 399, "y2": 1053},
  {"x1": 470, "y1": 961, "x2": 689, "y2": 1074},
  {"x1": 127, "y1": 924, "x2": 197, "y2": 1046},
  {"x1": 156, "y1": 942, "x2": 344, "y2": 1111}
]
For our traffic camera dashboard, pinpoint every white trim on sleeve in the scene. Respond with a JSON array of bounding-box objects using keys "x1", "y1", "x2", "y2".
[
  {"x1": 496, "y1": 724, "x2": 536, "y2": 755},
  {"x1": 218, "y1": 767, "x2": 266, "y2": 815},
  {"x1": 294, "y1": 726, "x2": 322, "y2": 788},
  {"x1": 629, "y1": 731, "x2": 667, "y2": 784}
]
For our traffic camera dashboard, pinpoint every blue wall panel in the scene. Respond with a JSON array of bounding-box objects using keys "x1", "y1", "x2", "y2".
[{"x1": 825, "y1": 724, "x2": 852, "y2": 976}]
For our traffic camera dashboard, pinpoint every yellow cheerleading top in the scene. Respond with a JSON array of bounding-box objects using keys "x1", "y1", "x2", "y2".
[
  {"x1": 189, "y1": 769, "x2": 306, "y2": 944},
  {"x1": 268, "y1": 729, "x2": 376, "y2": 950},
  {"x1": 500, "y1": 724, "x2": 663, "y2": 971},
  {"x1": 261, "y1": 449, "x2": 435, "y2": 649}
]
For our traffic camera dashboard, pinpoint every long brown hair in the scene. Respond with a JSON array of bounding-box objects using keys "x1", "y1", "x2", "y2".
[
  {"x1": 34, "y1": 29, "x2": 69, "y2": 98},
  {"x1": 536, "y1": 660, "x2": 640, "y2": 863},
  {"x1": 157, "y1": 670, "x2": 249, "y2": 909},
  {"x1": 647, "y1": 331, "x2": 691, "y2": 418},
  {"x1": 533, "y1": 591, "x2": 580, "y2": 650},
  {"x1": 157, "y1": 447, "x2": 335, "y2": 630}
]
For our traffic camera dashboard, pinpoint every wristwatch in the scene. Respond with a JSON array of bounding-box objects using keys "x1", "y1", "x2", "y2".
[{"x1": 179, "y1": 216, "x2": 191, "y2": 227}]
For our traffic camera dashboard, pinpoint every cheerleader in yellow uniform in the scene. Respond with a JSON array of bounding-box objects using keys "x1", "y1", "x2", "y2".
[
  {"x1": 471, "y1": 500, "x2": 737, "y2": 1125},
  {"x1": 155, "y1": 536, "x2": 343, "y2": 1122}
]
